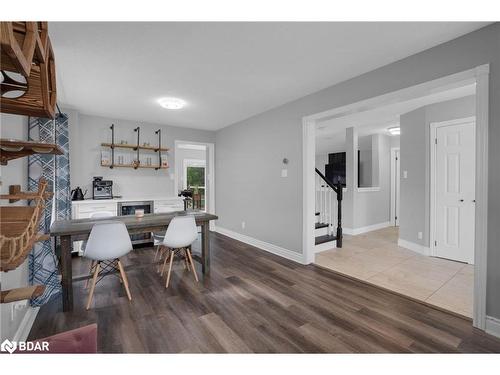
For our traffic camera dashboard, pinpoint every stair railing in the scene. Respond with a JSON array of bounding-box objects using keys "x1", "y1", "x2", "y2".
[{"x1": 315, "y1": 168, "x2": 343, "y2": 248}]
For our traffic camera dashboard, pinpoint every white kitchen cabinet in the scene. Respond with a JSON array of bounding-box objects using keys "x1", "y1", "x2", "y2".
[
  {"x1": 71, "y1": 197, "x2": 183, "y2": 253},
  {"x1": 154, "y1": 198, "x2": 184, "y2": 213}
]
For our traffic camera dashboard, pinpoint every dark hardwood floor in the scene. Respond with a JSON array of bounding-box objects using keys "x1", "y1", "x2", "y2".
[{"x1": 29, "y1": 232, "x2": 500, "y2": 353}]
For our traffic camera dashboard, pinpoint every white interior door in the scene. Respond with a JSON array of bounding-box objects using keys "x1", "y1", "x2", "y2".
[{"x1": 434, "y1": 120, "x2": 475, "y2": 264}]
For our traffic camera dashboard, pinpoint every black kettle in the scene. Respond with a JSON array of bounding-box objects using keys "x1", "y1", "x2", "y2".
[{"x1": 71, "y1": 187, "x2": 87, "y2": 201}]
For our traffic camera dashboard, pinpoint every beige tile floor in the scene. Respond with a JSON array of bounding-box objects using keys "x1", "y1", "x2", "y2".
[{"x1": 315, "y1": 227, "x2": 474, "y2": 317}]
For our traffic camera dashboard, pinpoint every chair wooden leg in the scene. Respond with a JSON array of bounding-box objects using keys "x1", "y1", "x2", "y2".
[
  {"x1": 183, "y1": 248, "x2": 190, "y2": 270},
  {"x1": 161, "y1": 250, "x2": 170, "y2": 276},
  {"x1": 115, "y1": 260, "x2": 123, "y2": 284},
  {"x1": 156, "y1": 245, "x2": 165, "y2": 273},
  {"x1": 85, "y1": 260, "x2": 96, "y2": 289},
  {"x1": 186, "y1": 248, "x2": 199, "y2": 282},
  {"x1": 86, "y1": 262, "x2": 100, "y2": 310},
  {"x1": 165, "y1": 250, "x2": 174, "y2": 288},
  {"x1": 154, "y1": 245, "x2": 160, "y2": 261},
  {"x1": 117, "y1": 259, "x2": 132, "y2": 301}
]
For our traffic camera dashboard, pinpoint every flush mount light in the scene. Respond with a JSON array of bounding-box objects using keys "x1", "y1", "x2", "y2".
[
  {"x1": 388, "y1": 126, "x2": 400, "y2": 136},
  {"x1": 158, "y1": 97, "x2": 186, "y2": 110}
]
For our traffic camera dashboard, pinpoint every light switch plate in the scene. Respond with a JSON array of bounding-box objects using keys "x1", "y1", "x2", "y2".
[
  {"x1": 281, "y1": 169, "x2": 288, "y2": 178},
  {"x1": 403, "y1": 170, "x2": 408, "y2": 179}
]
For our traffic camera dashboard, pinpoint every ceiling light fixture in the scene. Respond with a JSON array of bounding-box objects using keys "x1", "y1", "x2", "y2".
[
  {"x1": 158, "y1": 97, "x2": 186, "y2": 110},
  {"x1": 388, "y1": 126, "x2": 400, "y2": 136}
]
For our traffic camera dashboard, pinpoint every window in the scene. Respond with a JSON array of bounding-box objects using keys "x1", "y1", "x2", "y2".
[{"x1": 183, "y1": 159, "x2": 206, "y2": 211}]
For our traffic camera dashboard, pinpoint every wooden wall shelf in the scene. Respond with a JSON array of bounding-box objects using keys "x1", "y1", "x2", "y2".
[
  {"x1": 0, "y1": 138, "x2": 63, "y2": 165},
  {"x1": 101, "y1": 126, "x2": 169, "y2": 170},
  {"x1": 101, "y1": 143, "x2": 169, "y2": 152},
  {"x1": 100, "y1": 162, "x2": 168, "y2": 170}
]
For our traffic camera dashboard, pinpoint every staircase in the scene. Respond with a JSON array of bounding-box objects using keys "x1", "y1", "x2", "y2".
[{"x1": 315, "y1": 168, "x2": 343, "y2": 248}]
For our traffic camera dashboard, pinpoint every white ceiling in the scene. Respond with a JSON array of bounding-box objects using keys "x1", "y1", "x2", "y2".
[
  {"x1": 50, "y1": 22, "x2": 488, "y2": 131},
  {"x1": 315, "y1": 84, "x2": 476, "y2": 154}
]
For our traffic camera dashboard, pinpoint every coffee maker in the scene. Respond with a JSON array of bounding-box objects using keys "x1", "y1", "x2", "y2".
[{"x1": 92, "y1": 177, "x2": 113, "y2": 200}]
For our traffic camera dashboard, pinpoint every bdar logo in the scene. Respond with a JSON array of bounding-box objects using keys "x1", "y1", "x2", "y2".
[{"x1": 1, "y1": 339, "x2": 17, "y2": 354}]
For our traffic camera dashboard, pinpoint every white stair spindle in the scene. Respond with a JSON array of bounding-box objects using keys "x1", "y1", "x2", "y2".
[
  {"x1": 322, "y1": 185, "x2": 326, "y2": 224},
  {"x1": 328, "y1": 188, "x2": 333, "y2": 235}
]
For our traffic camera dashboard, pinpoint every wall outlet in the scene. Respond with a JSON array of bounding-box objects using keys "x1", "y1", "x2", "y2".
[
  {"x1": 417, "y1": 232, "x2": 423, "y2": 240},
  {"x1": 281, "y1": 169, "x2": 288, "y2": 178},
  {"x1": 403, "y1": 170, "x2": 408, "y2": 179},
  {"x1": 241, "y1": 221, "x2": 245, "y2": 229}
]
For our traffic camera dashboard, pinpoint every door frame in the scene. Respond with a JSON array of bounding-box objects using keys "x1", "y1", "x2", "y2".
[
  {"x1": 174, "y1": 140, "x2": 216, "y2": 230},
  {"x1": 390, "y1": 147, "x2": 400, "y2": 227},
  {"x1": 302, "y1": 64, "x2": 489, "y2": 330},
  {"x1": 429, "y1": 116, "x2": 476, "y2": 262}
]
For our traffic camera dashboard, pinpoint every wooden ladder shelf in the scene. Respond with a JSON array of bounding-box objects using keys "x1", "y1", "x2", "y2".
[{"x1": 0, "y1": 179, "x2": 50, "y2": 272}]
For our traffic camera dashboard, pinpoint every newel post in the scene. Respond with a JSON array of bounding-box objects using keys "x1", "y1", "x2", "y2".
[{"x1": 336, "y1": 181, "x2": 343, "y2": 248}]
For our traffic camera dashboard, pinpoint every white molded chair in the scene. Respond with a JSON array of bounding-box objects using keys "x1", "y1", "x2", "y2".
[
  {"x1": 83, "y1": 221, "x2": 133, "y2": 309},
  {"x1": 151, "y1": 231, "x2": 166, "y2": 270},
  {"x1": 83, "y1": 211, "x2": 114, "y2": 287},
  {"x1": 160, "y1": 216, "x2": 199, "y2": 288}
]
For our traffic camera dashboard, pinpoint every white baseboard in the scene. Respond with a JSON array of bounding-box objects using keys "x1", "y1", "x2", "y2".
[
  {"x1": 398, "y1": 238, "x2": 431, "y2": 256},
  {"x1": 486, "y1": 316, "x2": 500, "y2": 339},
  {"x1": 12, "y1": 306, "x2": 39, "y2": 342},
  {"x1": 214, "y1": 226, "x2": 306, "y2": 264},
  {"x1": 343, "y1": 221, "x2": 392, "y2": 236}
]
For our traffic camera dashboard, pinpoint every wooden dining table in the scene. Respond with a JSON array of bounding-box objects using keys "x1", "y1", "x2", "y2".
[{"x1": 50, "y1": 210, "x2": 218, "y2": 312}]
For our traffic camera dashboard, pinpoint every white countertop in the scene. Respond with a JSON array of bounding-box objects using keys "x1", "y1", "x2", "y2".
[{"x1": 72, "y1": 196, "x2": 183, "y2": 204}]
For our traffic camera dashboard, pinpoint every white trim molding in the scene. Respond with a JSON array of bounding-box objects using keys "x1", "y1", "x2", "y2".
[
  {"x1": 174, "y1": 140, "x2": 216, "y2": 231},
  {"x1": 485, "y1": 316, "x2": 500, "y2": 339},
  {"x1": 302, "y1": 63, "x2": 489, "y2": 331},
  {"x1": 214, "y1": 226, "x2": 306, "y2": 264},
  {"x1": 473, "y1": 66, "x2": 489, "y2": 330},
  {"x1": 398, "y1": 239, "x2": 431, "y2": 256},
  {"x1": 12, "y1": 307, "x2": 40, "y2": 342},
  {"x1": 302, "y1": 119, "x2": 316, "y2": 264},
  {"x1": 344, "y1": 221, "x2": 392, "y2": 236}
]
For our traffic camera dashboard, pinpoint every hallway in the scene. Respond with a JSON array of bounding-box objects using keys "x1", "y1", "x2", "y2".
[{"x1": 315, "y1": 227, "x2": 473, "y2": 318}]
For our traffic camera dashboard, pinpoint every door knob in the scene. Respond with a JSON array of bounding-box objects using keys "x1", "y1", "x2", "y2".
[
  {"x1": 472, "y1": 199, "x2": 476, "y2": 203},
  {"x1": 459, "y1": 199, "x2": 464, "y2": 202}
]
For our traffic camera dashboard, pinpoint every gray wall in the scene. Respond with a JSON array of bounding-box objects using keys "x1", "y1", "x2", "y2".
[
  {"x1": 347, "y1": 133, "x2": 392, "y2": 229},
  {"x1": 358, "y1": 135, "x2": 373, "y2": 187},
  {"x1": 0, "y1": 114, "x2": 31, "y2": 341},
  {"x1": 216, "y1": 109, "x2": 302, "y2": 252},
  {"x1": 399, "y1": 95, "x2": 476, "y2": 246},
  {"x1": 215, "y1": 24, "x2": 500, "y2": 319},
  {"x1": 315, "y1": 153, "x2": 328, "y2": 174},
  {"x1": 400, "y1": 107, "x2": 427, "y2": 245},
  {"x1": 68, "y1": 111, "x2": 215, "y2": 198}
]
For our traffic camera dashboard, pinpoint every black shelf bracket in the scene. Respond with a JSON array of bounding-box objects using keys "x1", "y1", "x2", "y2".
[
  {"x1": 133, "y1": 126, "x2": 140, "y2": 168},
  {"x1": 109, "y1": 123, "x2": 115, "y2": 169},
  {"x1": 155, "y1": 129, "x2": 161, "y2": 170}
]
